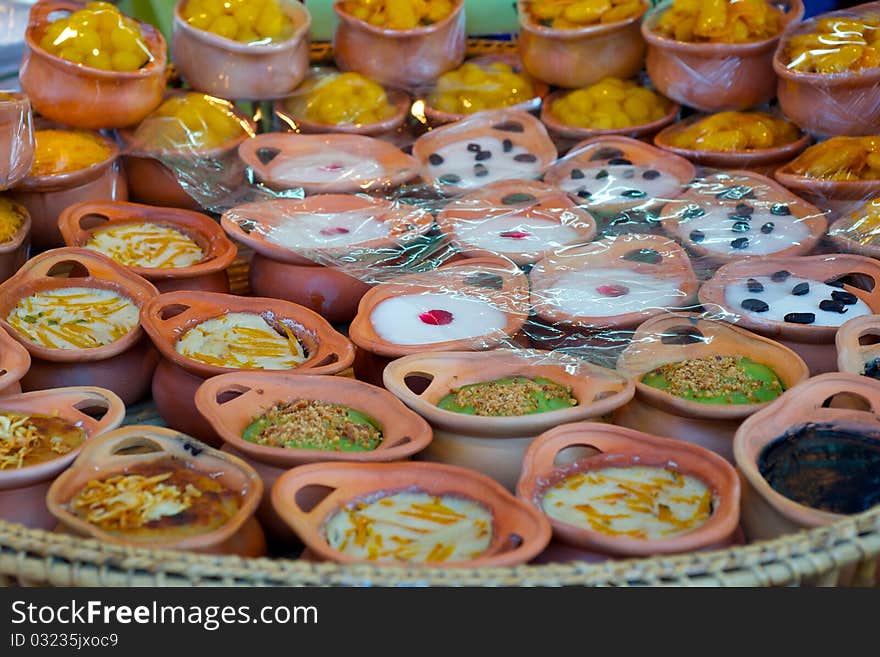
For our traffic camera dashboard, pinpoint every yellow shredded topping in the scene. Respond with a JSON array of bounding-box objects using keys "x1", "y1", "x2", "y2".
[
  {"x1": 0, "y1": 411, "x2": 86, "y2": 470},
  {"x1": 29, "y1": 129, "x2": 112, "y2": 178},
  {"x1": 85, "y1": 223, "x2": 204, "y2": 269},
  {"x1": 0, "y1": 198, "x2": 26, "y2": 243}
]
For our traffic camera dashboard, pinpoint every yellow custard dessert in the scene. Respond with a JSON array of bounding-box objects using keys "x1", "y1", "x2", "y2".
[
  {"x1": 340, "y1": 0, "x2": 458, "y2": 29},
  {"x1": 542, "y1": 465, "x2": 713, "y2": 539},
  {"x1": 297, "y1": 72, "x2": 395, "y2": 126},
  {"x1": 666, "y1": 111, "x2": 801, "y2": 151},
  {"x1": 7, "y1": 288, "x2": 140, "y2": 350},
  {"x1": 133, "y1": 93, "x2": 254, "y2": 151},
  {"x1": 29, "y1": 130, "x2": 112, "y2": 178},
  {"x1": 183, "y1": 0, "x2": 294, "y2": 44},
  {"x1": 653, "y1": 0, "x2": 782, "y2": 43},
  {"x1": 785, "y1": 16, "x2": 880, "y2": 73},
  {"x1": 0, "y1": 412, "x2": 86, "y2": 470},
  {"x1": 787, "y1": 136, "x2": 880, "y2": 181},
  {"x1": 40, "y1": 1, "x2": 152, "y2": 71},
  {"x1": 85, "y1": 223, "x2": 205, "y2": 269},
  {"x1": 324, "y1": 491, "x2": 493, "y2": 563},
  {"x1": 527, "y1": 0, "x2": 646, "y2": 29},
  {"x1": 551, "y1": 78, "x2": 670, "y2": 129},
  {"x1": 429, "y1": 62, "x2": 535, "y2": 115},
  {"x1": 176, "y1": 312, "x2": 307, "y2": 369},
  {"x1": 0, "y1": 198, "x2": 26, "y2": 243}
]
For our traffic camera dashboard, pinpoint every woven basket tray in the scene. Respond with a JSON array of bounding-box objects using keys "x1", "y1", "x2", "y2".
[{"x1": 2, "y1": 40, "x2": 880, "y2": 587}]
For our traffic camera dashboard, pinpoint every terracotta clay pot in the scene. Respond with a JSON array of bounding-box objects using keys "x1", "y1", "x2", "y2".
[
  {"x1": 836, "y1": 314, "x2": 880, "y2": 378},
  {"x1": 0, "y1": 386, "x2": 125, "y2": 530},
  {"x1": 220, "y1": 194, "x2": 432, "y2": 323},
  {"x1": 58, "y1": 200, "x2": 237, "y2": 294},
  {"x1": 0, "y1": 91, "x2": 34, "y2": 190},
  {"x1": 436, "y1": 179, "x2": 597, "y2": 267},
  {"x1": 654, "y1": 115, "x2": 811, "y2": 175},
  {"x1": 543, "y1": 135, "x2": 696, "y2": 217},
  {"x1": 47, "y1": 425, "x2": 266, "y2": 556},
  {"x1": 828, "y1": 200, "x2": 880, "y2": 259},
  {"x1": 383, "y1": 349, "x2": 634, "y2": 490},
  {"x1": 141, "y1": 291, "x2": 355, "y2": 445},
  {"x1": 517, "y1": 422, "x2": 740, "y2": 559},
  {"x1": 271, "y1": 460, "x2": 551, "y2": 566},
  {"x1": 659, "y1": 170, "x2": 827, "y2": 267},
  {"x1": 333, "y1": 0, "x2": 466, "y2": 90},
  {"x1": 349, "y1": 257, "x2": 531, "y2": 386},
  {"x1": 8, "y1": 130, "x2": 127, "y2": 250},
  {"x1": 239, "y1": 132, "x2": 419, "y2": 195},
  {"x1": 614, "y1": 312, "x2": 810, "y2": 462},
  {"x1": 529, "y1": 234, "x2": 700, "y2": 350},
  {"x1": 196, "y1": 371, "x2": 433, "y2": 540},
  {"x1": 516, "y1": 0, "x2": 647, "y2": 89},
  {"x1": 171, "y1": 0, "x2": 311, "y2": 100},
  {"x1": 642, "y1": 0, "x2": 804, "y2": 111},
  {"x1": 0, "y1": 326, "x2": 31, "y2": 397},
  {"x1": 733, "y1": 372, "x2": 880, "y2": 541},
  {"x1": 541, "y1": 88, "x2": 680, "y2": 144},
  {"x1": 774, "y1": 2, "x2": 880, "y2": 137},
  {"x1": 421, "y1": 54, "x2": 550, "y2": 127},
  {"x1": 411, "y1": 109, "x2": 557, "y2": 194},
  {"x1": 19, "y1": 0, "x2": 167, "y2": 129},
  {"x1": 0, "y1": 199, "x2": 31, "y2": 286},
  {"x1": 699, "y1": 254, "x2": 880, "y2": 374},
  {"x1": 0, "y1": 248, "x2": 159, "y2": 404}
]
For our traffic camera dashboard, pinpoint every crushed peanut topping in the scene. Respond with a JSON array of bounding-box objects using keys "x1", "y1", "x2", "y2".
[
  {"x1": 243, "y1": 400, "x2": 382, "y2": 452},
  {"x1": 0, "y1": 411, "x2": 86, "y2": 470},
  {"x1": 438, "y1": 376, "x2": 577, "y2": 416},
  {"x1": 85, "y1": 223, "x2": 204, "y2": 269}
]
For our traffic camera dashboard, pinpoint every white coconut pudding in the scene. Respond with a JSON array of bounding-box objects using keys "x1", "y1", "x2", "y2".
[
  {"x1": 425, "y1": 136, "x2": 543, "y2": 189},
  {"x1": 264, "y1": 209, "x2": 392, "y2": 250},
  {"x1": 541, "y1": 267, "x2": 687, "y2": 318},
  {"x1": 267, "y1": 148, "x2": 384, "y2": 185},
  {"x1": 558, "y1": 162, "x2": 682, "y2": 207},
  {"x1": 724, "y1": 270, "x2": 873, "y2": 327},
  {"x1": 370, "y1": 292, "x2": 509, "y2": 345},
  {"x1": 453, "y1": 212, "x2": 584, "y2": 255}
]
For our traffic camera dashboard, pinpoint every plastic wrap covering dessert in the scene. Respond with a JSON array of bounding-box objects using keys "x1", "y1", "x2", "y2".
[
  {"x1": 182, "y1": 0, "x2": 295, "y2": 44},
  {"x1": 0, "y1": 92, "x2": 35, "y2": 191}
]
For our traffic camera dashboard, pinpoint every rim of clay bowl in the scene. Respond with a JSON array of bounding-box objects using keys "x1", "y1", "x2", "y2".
[{"x1": 835, "y1": 313, "x2": 880, "y2": 375}]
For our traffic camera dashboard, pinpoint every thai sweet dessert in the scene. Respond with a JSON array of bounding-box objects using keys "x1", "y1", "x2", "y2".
[
  {"x1": 29, "y1": 130, "x2": 112, "y2": 178},
  {"x1": 664, "y1": 112, "x2": 800, "y2": 151},
  {"x1": 132, "y1": 93, "x2": 253, "y2": 151},
  {"x1": 182, "y1": 0, "x2": 295, "y2": 44},
  {"x1": 541, "y1": 465, "x2": 714, "y2": 539},
  {"x1": 0, "y1": 411, "x2": 86, "y2": 470},
  {"x1": 323, "y1": 490, "x2": 493, "y2": 563},
  {"x1": 424, "y1": 136, "x2": 545, "y2": 189},
  {"x1": 526, "y1": 0, "x2": 647, "y2": 29},
  {"x1": 294, "y1": 72, "x2": 395, "y2": 127},
  {"x1": 428, "y1": 61, "x2": 536, "y2": 115},
  {"x1": 438, "y1": 376, "x2": 577, "y2": 416},
  {"x1": 84, "y1": 223, "x2": 205, "y2": 269},
  {"x1": 550, "y1": 78, "x2": 670, "y2": 130},
  {"x1": 641, "y1": 355, "x2": 785, "y2": 404},
  {"x1": 785, "y1": 137, "x2": 880, "y2": 181},
  {"x1": 784, "y1": 14, "x2": 880, "y2": 73},
  {"x1": 0, "y1": 198, "x2": 26, "y2": 243},
  {"x1": 339, "y1": 0, "x2": 458, "y2": 29},
  {"x1": 652, "y1": 0, "x2": 783, "y2": 43}
]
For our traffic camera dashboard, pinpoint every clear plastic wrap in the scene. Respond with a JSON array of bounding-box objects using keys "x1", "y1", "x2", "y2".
[{"x1": 0, "y1": 91, "x2": 34, "y2": 190}]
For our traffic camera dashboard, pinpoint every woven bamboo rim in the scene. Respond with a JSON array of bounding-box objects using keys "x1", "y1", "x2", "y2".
[{"x1": 2, "y1": 40, "x2": 880, "y2": 587}]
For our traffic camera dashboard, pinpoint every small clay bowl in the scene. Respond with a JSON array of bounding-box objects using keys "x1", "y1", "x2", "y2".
[
  {"x1": 47, "y1": 425, "x2": 266, "y2": 557},
  {"x1": 733, "y1": 372, "x2": 880, "y2": 541},
  {"x1": 436, "y1": 179, "x2": 597, "y2": 267},
  {"x1": 220, "y1": 194, "x2": 432, "y2": 323},
  {"x1": 20, "y1": 0, "x2": 167, "y2": 129},
  {"x1": 271, "y1": 460, "x2": 551, "y2": 566},
  {"x1": 411, "y1": 109, "x2": 557, "y2": 194},
  {"x1": 333, "y1": 0, "x2": 466, "y2": 90},
  {"x1": 8, "y1": 129, "x2": 128, "y2": 250},
  {"x1": 654, "y1": 114, "x2": 811, "y2": 175},
  {"x1": 774, "y1": 3, "x2": 880, "y2": 137},
  {"x1": 659, "y1": 170, "x2": 827, "y2": 267},
  {"x1": 0, "y1": 91, "x2": 34, "y2": 190},
  {"x1": 0, "y1": 386, "x2": 124, "y2": 530},
  {"x1": 517, "y1": 422, "x2": 740, "y2": 559},
  {"x1": 0, "y1": 248, "x2": 159, "y2": 404},
  {"x1": 642, "y1": 0, "x2": 804, "y2": 111},
  {"x1": 836, "y1": 314, "x2": 880, "y2": 378},
  {"x1": 0, "y1": 326, "x2": 31, "y2": 397},
  {"x1": 349, "y1": 257, "x2": 532, "y2": 386},
  {"x1": 171, "y1": 0, "x2": 311, "y2": 100},
  {"x1": 699, "y1": 253, "x2": 880, "y2": 374},
  {"x1": 140, "y1": 291, "x2": 355, "y2": 445},
  {"x1": 58, "y1": 200, "x2": 237, "y2": 294},
  {"x1": 541, "y1": 87, "x2": 680, "y2": 144},
  {"x1": 421, "y1": 54, "x2": 550, "y2": 127},
  {"x1": 828, "y1": 199, "x2": 880, "y2": 258},
  {"x1": 543, "y1": 135, "x2": 696, "y2": 216},
  {"x1": 383, "y1": 349, "x2": 634, "y2": 490},
  {"x1": 615, "y1": 312, "x2": 810, "y2": 462},
  {"x1": 239, "y1": 132, "x2": 419, "y2": 195},
  {"x1": 0, "y1": 199, "x2": 31, "y2": 285},
  {"x1": 196, "y1": 371, "x2": 433, "y2": 540},
  {"x1": 516, "y1": 0, "x2": 647, "y2": 89},
  {"x1": 528, "y1": 234, "x2": 700, "y2": 350}
]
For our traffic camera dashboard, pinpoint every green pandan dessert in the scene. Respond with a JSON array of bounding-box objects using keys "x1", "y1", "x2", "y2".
[
  {"x1": 641, "y1": 355, "x2": 785, "y2": 405},
  {"x1": 437, "y1": 376, "x2": 577, "y2": 416}
]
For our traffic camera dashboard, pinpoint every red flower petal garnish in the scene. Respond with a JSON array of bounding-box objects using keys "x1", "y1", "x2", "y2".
[
  {"x1": 319, "y1": 163, "x2": 344, "y2": 172},
  {"x1": 320, "y1": 227, "x2": 351, "y2": 236},
  {"x1": 596, "y1": 284, "x2": 630, "y2": 298},
  {"x1": 418, "y1": 309, "x2": 454, "y2": 325},
  {"x1": 499, "y1": 230, "x2": 532, "y2": 240}
]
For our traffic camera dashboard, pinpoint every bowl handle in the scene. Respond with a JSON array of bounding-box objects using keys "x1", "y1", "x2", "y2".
[
  {"x1": 58, "y1": 387, "x2": 126, "y2": 437},
  {"x1": 16, "y1": 248, "x2": 131, "y2": 285},
  {"x1": 382, "y1": 356, "x2": 452, "y2": 401},
  {"x1": 781, "y1": 373, "x2": 880, "y2": 416},
  {"x1": 77, "y1": 425, "x2": 211, "y2": 467},
  {"x1": 272, "y1": 468, "x2": 348, "y2": 525},
  {"x1": 302, "y1": 329, "x2": 354, "y2": 374},
  {"x1": 142, "y1": 298, "x2": 200, "y2": 328},
  {"x1": 28, "y1": 0, "x2": 83, "y2": 28},
  {"x1": 193, "y1": 378, "x2": 257, "y2": 418}
]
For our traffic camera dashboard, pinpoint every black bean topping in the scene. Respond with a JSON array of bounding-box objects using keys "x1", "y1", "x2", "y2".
[
  {"x1": 467, "y1": 143, "x2": 481, "y2": 152},
  {"x1": 475, "y1": 150, "x2": 492, "y2": 161},
  {"x1": 608, "y1": 158, "x2": 633, "y2": 166},
  {"x1": 642, "y1": 169, "x2": 661, "y2": 180},
  {"x1": 474, "y1": 163, "x2": 489, "y2": 177},
  {"x1": 771, "y1": 270, "x2": 791, "y2": 282},
  {"x1": 595, "y1": 169, "x2": 609, "y2": 179},
  {"x1": 717, "y1": 185, "x2": 755, "y2": 200},
  {"x1": 819, "y1": 299, "x2": 848, "y2": 313},
  {"x1": 622, "y1": 248, "x2": 662, "y2": 264},
  {"x1": 502, "y1": 139, "x2": 513, "y2": 153},
  {"x1": 825, "y1": 277, "x2": 845, "y2": 288},
  {"x1": 761, "y1": 222, "x2": 775, "y2": 234},
  {"x1": 428, "y1": 153, "x2": 444, "y2": 166},
  {"x1": 792, "y1": 282, "x2": 810, "y2": 296},
  {"x1": 255, "y1": 147, "x2": 280, "y2": 165},
  {"x1": 731, "y1": 237, "x2": 750, "y2": 249},
  {"x1": 501, "y1": 193, "x2": 537, "y2": 205},
  {"x1": 492, "y1": 121, "x2": 524, "y2": 132},
  {"x1": 864, "y1": 357, "x2": 880, "y2": 379},
  {"x1": 465, "y1": 272, "x2": 504, "y2": 289},
  {"x1": 832, "y1": 290, "x2": 858, "y2": 305},
  {"x1": 742, "y1": 298, "x2": 769, "y2": 312},
  {"x1": 439, "y1": 173, "x2": 461, "y2": 184},
  {"x1": 577, "y1": 190, "x2": 592, "y2": 199},
  {"x1": 728, "y1": 213, "x2": 752, "y2": 222},
  {"x1": 623, "y1": 169, "x2": 635, "y2": 179},
  {"x1": 570, "y1": 168, "x2": 585, "y2": 179},
  {"x1": 735, "y1": 203, "x2": 754, "y2": 215},
  {"x1": 747, "y1": 278, "x2": 764, "y2": 293},
  {"x1": 591, "y1": 147, "x2": 624, "y2": 161},
  {"x1": 689, "y1": 229, "x2": 705, "y2": 243},
  {"x1": 514, "y1": 153, "x2": 537, "y2": 163},
  {"x1": 771, "y1": 203, "x2": 791, "y2": 216},
  {"x1": 622, "y1": 189, "x2": 647, "y2": 198},
  {"x1": 731, "y1": 221, "x2": 750, "y2": 233},
  {"x1": 784, "y1": 312, "x2": 815, "y2": 324},
  {"x1": 683, "y1": 205, "x2": 705, "y2": 219}
]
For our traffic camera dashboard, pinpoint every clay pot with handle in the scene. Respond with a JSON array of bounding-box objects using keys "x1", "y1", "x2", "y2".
[{"x1": 0, "y1": 91, "x2": 34, "y2": 190}]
